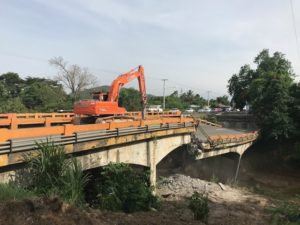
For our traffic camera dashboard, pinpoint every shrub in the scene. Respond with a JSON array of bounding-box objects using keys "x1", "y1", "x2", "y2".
[
  {"x1": 89, "y1": 163, "x2": 159, "y2": 213},
  {"x1": 26, "y1": 141, "x2": 88, "y2": 206},
  {"x1": 61, "y1": 159, "x2": 90, "y2": 206},
  {"x1": 189, "y1": 191, "x2": 209, "y2": 222},
  {"x1": 270, "y1": 202, "x2": 300, "y2": 225},
  {"x1": 0, "y1": 183, "x2": 35, "y2": 201},
  {"x1": 27, "y1": 141, "x2": 67, "y2": 195}
]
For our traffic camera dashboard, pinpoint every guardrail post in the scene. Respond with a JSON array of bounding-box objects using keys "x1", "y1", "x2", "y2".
[
  {"x1": 44, "y1": 118, "x2": 51, "y2": 127},
  {"x1": 64, "y1": 124, "x2": 74, "y2": 136},
  {"x1": 140, "y1": 119, "x2": 144, "y2": 127},
  {"x1": 109, "y1": 121, "x2": 115, "y2": 130},
  {"x1": 10, "y1": 114, "x2": 17, "y2": 130}
]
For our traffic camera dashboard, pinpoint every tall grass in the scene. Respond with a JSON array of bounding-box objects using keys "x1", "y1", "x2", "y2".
[
  {"x1": 189, "y1": 191, "x2": 209, "y2": 223},
  {"x1": 26, "y1": 140, "x2": 89, "y2": 206},
  {"x1": 61, "y1": 159, "x2": 90, "y2": 206},
  {"x1": 0, "y1": 183, "x2": 35, "y2": 201},
  {"x1": 27, "y1": 141, "x2": 67, "y2": 195}
]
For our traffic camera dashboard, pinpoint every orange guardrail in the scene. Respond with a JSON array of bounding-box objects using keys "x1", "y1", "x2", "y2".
[
  {"x1": 0, "y1": 117, "x2": 194, "y2": 142},
  {"x1": 0, "y1": 113, "x2": 74, "y2": 129},
  {"x1": 208, "y1": 130, "x2": 259, "y2": 142},
  {"x1": 0, "y1": 111, "x2": 182, "y2": 129},
  {"x1": 197, "y1": 119, "x2": 223, "y2": 127}
]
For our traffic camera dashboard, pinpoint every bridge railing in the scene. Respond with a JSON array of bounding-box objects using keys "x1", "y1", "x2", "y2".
[
  {"x1": 0, "y1": 117, "x2": 195, "y2": 155},
  {"x1": 0, "y1": 111, "x2": 182, "y2": 129},
  {"x1": 207, "y1": 130, "x2": 259, "y2": 146},
  {"x1": 0, "y1": 113, "x2": 74, "y2": 129}
]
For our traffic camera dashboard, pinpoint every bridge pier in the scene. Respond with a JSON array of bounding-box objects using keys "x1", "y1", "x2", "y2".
[
  {"x1": 148, "y1": 139, "x2": 157, "y2": 190},
  {"x1": 234, "y1": 154, "x2": 242, "y2": 182}
]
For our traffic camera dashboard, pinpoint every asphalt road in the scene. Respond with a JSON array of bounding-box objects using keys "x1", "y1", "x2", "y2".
[{"x1": 196, "y1": 124, "x2": 253, "y2": 142}]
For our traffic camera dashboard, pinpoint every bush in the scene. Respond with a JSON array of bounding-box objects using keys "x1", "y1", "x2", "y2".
[
  {"x1": 61, "y1": 159, "x2": 89, "y2": 206},
  {"x1": 189, "y1": 191, "x2": 209, "y2": 223},
  {"x1": 26, "y1": 141, "x2": 88, "y2": 206},
  {"x1": 270, "y1": 201, "x2": 300, "y2": 225},
  {"x1": 0, "y1": 183, "x2": 35, "y2": 201},
  {"x1": 88, "y1": 163, "x2": 159, "y2": 213},
  {"x1": 27, "y1": 141, "x2": 67, "y2": 195}
]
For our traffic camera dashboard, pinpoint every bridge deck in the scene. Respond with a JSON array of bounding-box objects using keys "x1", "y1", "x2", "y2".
[{"x1": 196, "y1": 124, "x2": 255, "y2": 142}]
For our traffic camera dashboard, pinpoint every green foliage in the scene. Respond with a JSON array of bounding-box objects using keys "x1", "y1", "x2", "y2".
[
  {"x1": 88, "y1": 163, "x2": 159, "y2": 213},
  {"x1": 270, "y1": 202, "x2": 300, "y2": 225},
  {"x1": 119, "y1": 88, "x2": 143, "y2": 111},
  {"x1": 0, "y1": 72, "x2": 24, "y2": 98},
  {"x1": 0, "y1": 73, "x2": 73, "y2": 112},
  {"x1": 216, "y1": 95, "x2": 230, "y2": 106},
  {"x1": 228, "y1": 49, "x2": 298, "y2": 140},
  {"x1": 147, "y1": 90, "x2": 207, "y2": 110},
  {"x1": 27, "y1": 141, "x2": 67, "y2": 195},
  {"x1": 228, "y1": 64, "x2": 256, "y2": 110},
  {"x1": 0, "y1": 97, "x2": 27, "y2": 113},
  {"x1": 289, "y1": 83, "x2": 300, "y2": 137},
  {"x1": 249, "y1": 72, "x2": 293, "y2": 140},
  {"x1": 61, "y1": 159, "x2": 90, "y2": 206},
  {"x1": 26, "y1": 141, "x2": 88, "y2": 206},
  {"x1": 189, "y1": 191, "x2": 209, "y2": 222},
  {"x1": 0, "y1": 183, "x2": 35, "y2": 201}
]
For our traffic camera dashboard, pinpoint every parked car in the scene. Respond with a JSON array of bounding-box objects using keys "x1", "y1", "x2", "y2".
[
  {"x1": 198, "y1": 108, "x2": 211, "y2": 112},
  {"x1": 184, "y1": 108, "x2": 194, "y2": 113},
  {"x1": 170, "y1": 108, "x2": 181, "y2": 113},
  {"x1": 146, "y1": 105, "x2": 163, "y2": 113}
]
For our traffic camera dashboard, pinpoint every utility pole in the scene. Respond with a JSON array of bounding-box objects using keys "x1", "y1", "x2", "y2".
[
  {"x1": 162, "y1": 79, "x2": 168, "y2": 110},
  {"x1": 207, "y1": 91, "x2": 211, "y2": 107}
]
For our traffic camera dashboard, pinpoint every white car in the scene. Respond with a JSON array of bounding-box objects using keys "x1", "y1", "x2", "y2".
[
  {"x1": 185, "y1": 108, "x2": 194, "y2": 113},
  {"x1": 170, "y1": 108, "x2": 181, "y2": 113},
  {"x1": 146, "y1": 105, "x2": 163, "y2": 113},
  {"x1": 198, "y1": 108, "x2": 211, "y2": 112}
]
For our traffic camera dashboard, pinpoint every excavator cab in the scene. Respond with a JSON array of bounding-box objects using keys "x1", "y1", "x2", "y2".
[{"x1": 92, "y1": 92, "x2": 108, "y2": 101}]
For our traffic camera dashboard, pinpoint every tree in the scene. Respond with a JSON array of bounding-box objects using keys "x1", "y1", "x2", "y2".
[
  {"x1": 228, "y1": 49, "x2": 295, "y2": 140},
  {"x1": 289, "y1": 83, "x2": 300, "y2": 138},
  {"x1": 227, "y1": 65, "x2": 256, "y2": 110},
  {"x1": 119, "y1": 88, "x2": 142, "y2": 111},
  {"x1": 0, "y1": 72, "x2": 24, "y2": 98},
  {"x1": 216, "y1": 95, "x2": 230, "y2": 106},
  {"x1": 49, "y1": 57, "x2": 96, "y2": 102},
  {"x1": 22, "y1": 78, "x2": 69, "y2": 112},
  {"x1": 0, "y1": 97, "x2": 27, "y2": 113}
]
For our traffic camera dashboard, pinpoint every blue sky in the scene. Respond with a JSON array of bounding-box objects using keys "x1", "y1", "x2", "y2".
[{"x1": 1, "y1": 0, "x2": 300, "y2": 98}]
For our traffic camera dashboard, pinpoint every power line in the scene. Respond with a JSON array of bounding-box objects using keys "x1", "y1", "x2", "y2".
[{"x1": 289, "y1": 0, "x2": 300, "y2": 59}]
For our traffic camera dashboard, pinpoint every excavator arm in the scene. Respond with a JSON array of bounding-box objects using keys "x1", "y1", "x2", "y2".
[{"x1": 107, "y1": 65, "x2": 147, "y2": 110}]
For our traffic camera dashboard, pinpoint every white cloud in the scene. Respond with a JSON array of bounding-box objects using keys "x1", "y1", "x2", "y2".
[{"x1": 0, "y1": 0, "x2": 299, "y2": 97}]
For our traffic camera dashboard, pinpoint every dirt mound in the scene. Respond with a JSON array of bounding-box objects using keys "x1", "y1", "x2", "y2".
[
  {"x1": 157, "y1": 174, "x2": 271, "y2": 225},
  {"x1": 0, "y1": 175, "x2": 272, "y2": 225},
  {"x1": 0, "y1": 197, "x2": 106, "y2": 225}
]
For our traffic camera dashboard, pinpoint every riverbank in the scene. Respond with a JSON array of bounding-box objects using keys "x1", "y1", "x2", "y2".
[{"x1": 0, "y1": 174, "x2": 274, "y2": 225}]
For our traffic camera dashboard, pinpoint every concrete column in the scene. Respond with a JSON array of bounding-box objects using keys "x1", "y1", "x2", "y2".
[
  {"x1": 234, "y1": 153, "x2": 242, "y2": 182},
  {"x1": 148, "y1": 138, "x2": 157, "y2": 192}
]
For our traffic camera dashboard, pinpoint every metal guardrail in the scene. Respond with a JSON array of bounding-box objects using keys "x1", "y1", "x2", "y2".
[{"x1": 0, "y1": 122, "x2": 194, "y2": 154}]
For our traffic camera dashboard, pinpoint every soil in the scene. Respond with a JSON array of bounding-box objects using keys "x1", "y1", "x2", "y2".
[{"x1": 0, "y1": 174, "x2": 272, "y2": 225}]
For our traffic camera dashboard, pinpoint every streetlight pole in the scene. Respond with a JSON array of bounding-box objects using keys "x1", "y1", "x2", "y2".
[
  {"x1": 162, "y1": 79, "x2": 168, "y2": 110},
  {"x1": 207, "y1": 90, "x2": 211, "y2": 107}
]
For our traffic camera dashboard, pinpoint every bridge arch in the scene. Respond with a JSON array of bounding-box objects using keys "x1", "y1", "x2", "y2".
[{"x1": 75, "y1": 134, "x2": 191, "y2": 171}]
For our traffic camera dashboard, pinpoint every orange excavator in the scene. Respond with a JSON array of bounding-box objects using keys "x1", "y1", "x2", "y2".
[{"x1": 73, "y1": 65, "x2": 147, "y2": 123}]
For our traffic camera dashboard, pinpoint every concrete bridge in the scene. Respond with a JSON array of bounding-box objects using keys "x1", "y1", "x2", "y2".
[{"x1": 0, "y1": 113, "x2": 258, "y2": 185}]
